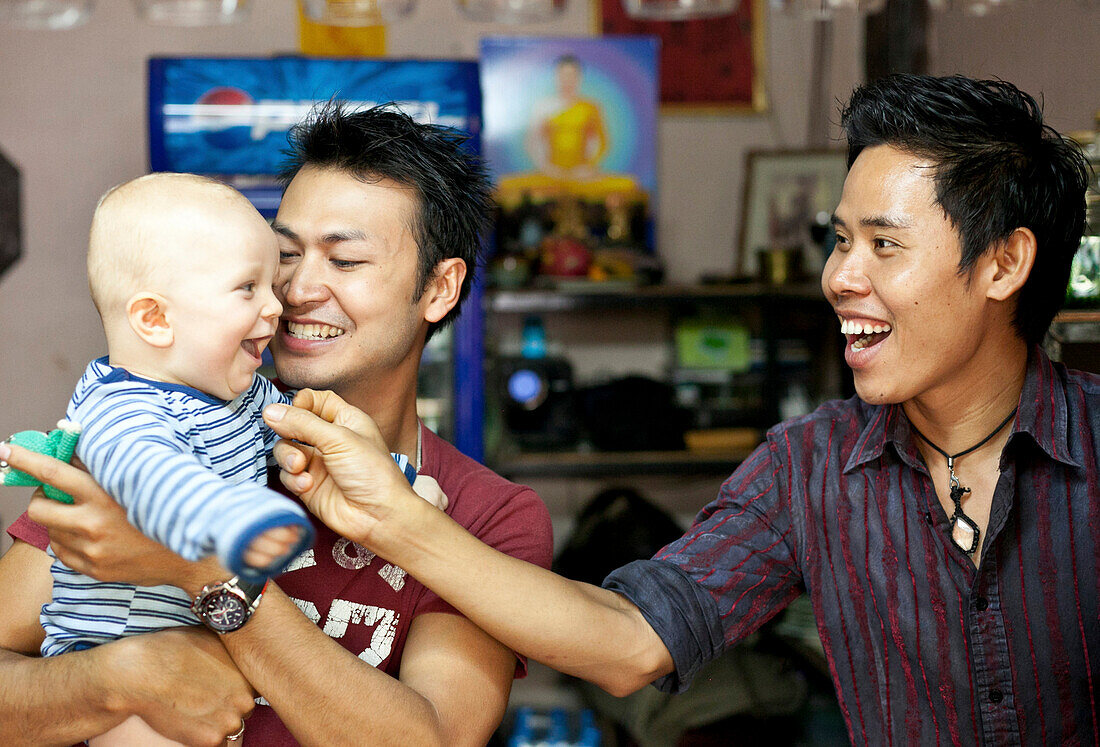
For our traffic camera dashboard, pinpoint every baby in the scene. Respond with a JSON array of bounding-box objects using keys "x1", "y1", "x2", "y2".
[{"x1": 24, "y1": 173, "x2": 426, "y2": 745}]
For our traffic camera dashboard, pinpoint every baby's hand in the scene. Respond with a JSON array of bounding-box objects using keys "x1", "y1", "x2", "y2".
[
  {"x1": 412, "y1": 475, "x2": 448, "y2": 511},
  {"x1": 243, "y1": 525, "x2": 305, "y2": 571}
]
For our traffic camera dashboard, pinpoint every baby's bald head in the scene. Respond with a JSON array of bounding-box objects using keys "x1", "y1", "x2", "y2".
[{"x1": 87, "y1": 173, "x2": 260, "y2": 321}]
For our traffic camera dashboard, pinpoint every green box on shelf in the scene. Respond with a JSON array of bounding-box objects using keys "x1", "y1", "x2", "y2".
[{"x1": 675, "y1": 319, "x2": 751, "y2": 372}]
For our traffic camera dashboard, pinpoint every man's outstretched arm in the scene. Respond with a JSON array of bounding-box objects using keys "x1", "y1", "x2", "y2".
[{"x1": 264, "y1": 390, "x2": 677, "y2": 696}]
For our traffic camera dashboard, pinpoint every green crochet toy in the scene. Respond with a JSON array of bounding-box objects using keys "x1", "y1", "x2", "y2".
[{"x1": 0, "y1": 420, "x2": 82, "y2": 504}]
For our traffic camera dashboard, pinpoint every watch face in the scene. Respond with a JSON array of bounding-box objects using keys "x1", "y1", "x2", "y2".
[{"x1": 197, "y1": 590, "x2": 248, "y2": 633}]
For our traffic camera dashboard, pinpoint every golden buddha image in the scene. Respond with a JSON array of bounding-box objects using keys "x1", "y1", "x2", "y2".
[{"x1": 497, "y1": 55, "x2": 642, "y2": 203}]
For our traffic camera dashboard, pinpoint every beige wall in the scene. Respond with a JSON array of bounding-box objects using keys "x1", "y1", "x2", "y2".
[
  {"x1": 928, "y1": 4, "x2": 1098, "y2": 133},
  {"x1": 0, "y1": 0, "x2": 1096, "y2": 545}
]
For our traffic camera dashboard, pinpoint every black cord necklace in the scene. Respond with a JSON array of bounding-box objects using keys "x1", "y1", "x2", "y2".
[{"x1": 910, "y1": 406, "x2": 1018, "y2": 555}]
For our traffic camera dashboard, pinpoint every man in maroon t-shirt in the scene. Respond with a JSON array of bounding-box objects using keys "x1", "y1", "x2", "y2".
[{"x1": 0, "y1": 104, "x2": 552, "y2": 746}]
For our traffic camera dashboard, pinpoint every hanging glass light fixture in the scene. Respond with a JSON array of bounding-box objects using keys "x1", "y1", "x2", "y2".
[
  {"x1": 300, "y1": 0, "x2": 415, "y2": 25},
  {"x1": 455, "y1": 0, "x2": 564, "y2": 23},
  {"x1": 620, "y1": 0, "x2": 738, "y2": 21},
  {"x1": 926, "y1": 0, "x2": 1019, "y2": 14},
  {"x1": 770, "y1": 0, "x2": 885, "y2": 18},
  {"x1": 133, "y1": 0, "x2": 250, "y2": 25},
  {"x1": 0, "y1": 0, "x2": 93, "y2": 28},
  {"x1": 837, "y1": 0, "x2": 885, "y2": 10}
]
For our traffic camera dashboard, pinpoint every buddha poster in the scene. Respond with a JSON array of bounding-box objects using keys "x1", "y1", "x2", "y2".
[{"x1": 480, "y1": 36, "x2": 659, "y2": 258}]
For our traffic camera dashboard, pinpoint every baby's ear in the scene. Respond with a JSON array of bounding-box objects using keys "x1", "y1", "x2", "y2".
[{"x1": 126, "y1": 293, "x2": 173, "y2": 348}]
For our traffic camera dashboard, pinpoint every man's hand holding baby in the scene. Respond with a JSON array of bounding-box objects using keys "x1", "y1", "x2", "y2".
[{"x1": 1, "y1": 442, "x2": 206, "y2": 590}]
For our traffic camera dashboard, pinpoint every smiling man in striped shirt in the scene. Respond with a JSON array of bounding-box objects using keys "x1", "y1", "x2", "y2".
[{"x1": 259, "y1": 75, "x2": 1099, "y2": 745}]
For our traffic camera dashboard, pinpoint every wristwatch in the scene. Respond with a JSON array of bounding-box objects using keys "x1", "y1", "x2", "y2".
[{"x1": 191, "y1": 576, "x2": 267, "y2": 634}]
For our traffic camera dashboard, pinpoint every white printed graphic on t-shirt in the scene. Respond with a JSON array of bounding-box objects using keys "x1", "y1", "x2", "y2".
[
  {"x1": 283, "y1": 548, "x2": 316, "y2": 573},
  {"x1": 323, "y1": 600, "x2": 399, "y2": 667},
  {"x1": 325, "y1": 538, "x2": 408, "y2": 589},
  {"x1": 377, "y1": 563, "x2": 406, "y2": 591},
  {"x1": 289, "y1": 596, "x2": 401, "y2": 668},
  {"x1": 254, "y1": 597, "x2": 400, "y2": 706},
  {"x1": 332, "y1": 538, "x2": 375, "y2": 569},
  {"x1": 289, "y1": 596, "x2": 321, "y2": 624}
]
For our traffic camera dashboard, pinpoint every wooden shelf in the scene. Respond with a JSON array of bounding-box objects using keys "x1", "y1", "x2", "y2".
[
  {"x1": 489, "y1": 288, "x2": 1100, "y2": 321},
  {"x1": 486, "y1": 282, "x2": 830, "y2": 313},
  {"x1": 1054, "y1": 309, "x2": 1100, "y2": 324},
  {"x1": 490, "y1": 448, "x2": 755, "y2": 479},
  {"x1": 481, "y1": 282, "x2": 844, "y2": 479}
]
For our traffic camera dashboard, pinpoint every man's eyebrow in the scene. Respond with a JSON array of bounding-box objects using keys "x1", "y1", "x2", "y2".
[
  {"x1": 861, "y1": 215, "x2": 912, "y2": 229},
  {"x1": 830, "y1": 213, "x2": 912, "y2": 230},
  {"x1": 271, "y1": 222, "x2": 298, "y2": 241},
  {"x1": 319, "y1": 229, "x2": 369, "y2": 243},
  {"x1": 270, "y1": 224, "x2": 369, "y2": 244}
]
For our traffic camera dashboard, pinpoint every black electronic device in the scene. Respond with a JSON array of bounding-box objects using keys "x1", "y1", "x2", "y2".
[
  {"x1": 497, "y1": 356, "x2": 579, "y2": 450},
  {"x1": 579, "y1": 376, "x2": 691, "y2": 451}
]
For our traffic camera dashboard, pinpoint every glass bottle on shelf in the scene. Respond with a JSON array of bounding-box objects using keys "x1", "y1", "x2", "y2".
[{"x1": 1066, "y1": 123, "x2": 1100, "y2": 308}]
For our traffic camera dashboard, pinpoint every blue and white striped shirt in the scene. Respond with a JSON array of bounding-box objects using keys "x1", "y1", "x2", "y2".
[{"x1": 41, "y1": 357, "x2": 411, "y2": 656}]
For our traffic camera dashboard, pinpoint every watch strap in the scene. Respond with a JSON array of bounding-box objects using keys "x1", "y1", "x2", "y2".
[{"x1": 236, "y1": 577, "x2": 267, "y2": 610}]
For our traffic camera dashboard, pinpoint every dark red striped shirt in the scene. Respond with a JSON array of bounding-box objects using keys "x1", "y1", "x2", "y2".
[{"x1": 605, "y1": 347, "x2": 1100, "y2": 745}]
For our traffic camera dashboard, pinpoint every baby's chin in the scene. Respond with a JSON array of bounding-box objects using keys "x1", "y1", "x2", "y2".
[{"x1": 220, "y1": 374, "x2": 259, "y2": 401}]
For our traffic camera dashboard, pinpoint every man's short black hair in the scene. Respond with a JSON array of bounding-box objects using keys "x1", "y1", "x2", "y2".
[
  {"x1": 841, "y1": 74, "x2": 1090, "y2": 346},
  {"x1": 280, "y1": 101, "x2": 492, "y2": 341}
]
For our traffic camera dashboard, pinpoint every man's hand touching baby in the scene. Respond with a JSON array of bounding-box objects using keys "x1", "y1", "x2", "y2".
[
  {"x1": 262, "y1": 389, "x2": 448, "y2": 548},
  {"x1": 240, "y1": 477, "x2": 444, "y2": 570}
]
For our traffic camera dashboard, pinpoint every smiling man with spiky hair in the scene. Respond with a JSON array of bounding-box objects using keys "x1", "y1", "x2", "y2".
[{"x1": 0, "y1": 104, "x2": 552, "y2": 746}]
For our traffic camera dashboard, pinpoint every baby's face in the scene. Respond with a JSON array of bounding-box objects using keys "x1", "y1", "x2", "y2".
[{"x1": 166, "y1": 208, "x2": 283, "y2": 401}]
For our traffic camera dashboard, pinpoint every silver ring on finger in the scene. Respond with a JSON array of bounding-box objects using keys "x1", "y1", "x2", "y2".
[{"x1": 226, "y1": 720, "x2": 246, "y2": 742}]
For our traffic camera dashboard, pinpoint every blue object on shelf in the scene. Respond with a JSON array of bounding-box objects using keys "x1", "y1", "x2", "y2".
[
  {"x1": 521, "y1": 314, "x2": 547, "y2": 359},
  {"x1": 508, "y1": 369, "x2": 544, "y2": 406}
]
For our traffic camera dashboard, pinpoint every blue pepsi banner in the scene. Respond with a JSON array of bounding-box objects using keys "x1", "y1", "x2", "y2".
[{"x1": 148, "y1": 57, "x2": 482, "y2": 179}]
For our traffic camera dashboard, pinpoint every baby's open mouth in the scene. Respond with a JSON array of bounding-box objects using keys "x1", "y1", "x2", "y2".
[
  {"x1": 286, "y1": 322, "x2": 345, "y2": 341},
  {"x1": 241, "y1": 337, "x2": 269, "y2": 358},
  {"x1": 841, "y1": 319, "x2": 892, "y2": 351}
]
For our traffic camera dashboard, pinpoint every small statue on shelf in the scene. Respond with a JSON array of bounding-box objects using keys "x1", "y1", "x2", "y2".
[
  {"x1": 586, "y1": 192, "x2": 662, "y2": 285},
  {"x1": 489, "y1": 191, "x2": 547, "y2": 288},
  {"x1": 602, "y1": 191, "x2": 640, "y2": 250},
  {"x1": 538, "y1": 196, "x2": 593, "y2": 280}
]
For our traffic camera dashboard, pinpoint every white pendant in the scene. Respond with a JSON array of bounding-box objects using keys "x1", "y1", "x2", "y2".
[{"x1": 952, "y1": 514, "x2": 979, "y2": 554}]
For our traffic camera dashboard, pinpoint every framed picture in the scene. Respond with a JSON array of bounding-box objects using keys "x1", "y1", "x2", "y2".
[
  {"x1": 737, "y1": 149, "x2": 848, "y2": 278},
  {"x1": 480, "y1": 36, "x2": 660, "y2": 255},
  {"x1": 597, "y1": 0, "x2": 765, "y2": 111}
]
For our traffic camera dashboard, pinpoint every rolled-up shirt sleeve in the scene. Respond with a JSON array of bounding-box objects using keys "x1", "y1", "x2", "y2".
[
  {"x1": 603, "y1": 439, "x2": 803, "y2": 693},
  {"x1": 603, "y1": 558, "x2": 725, "y2": 693}
]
